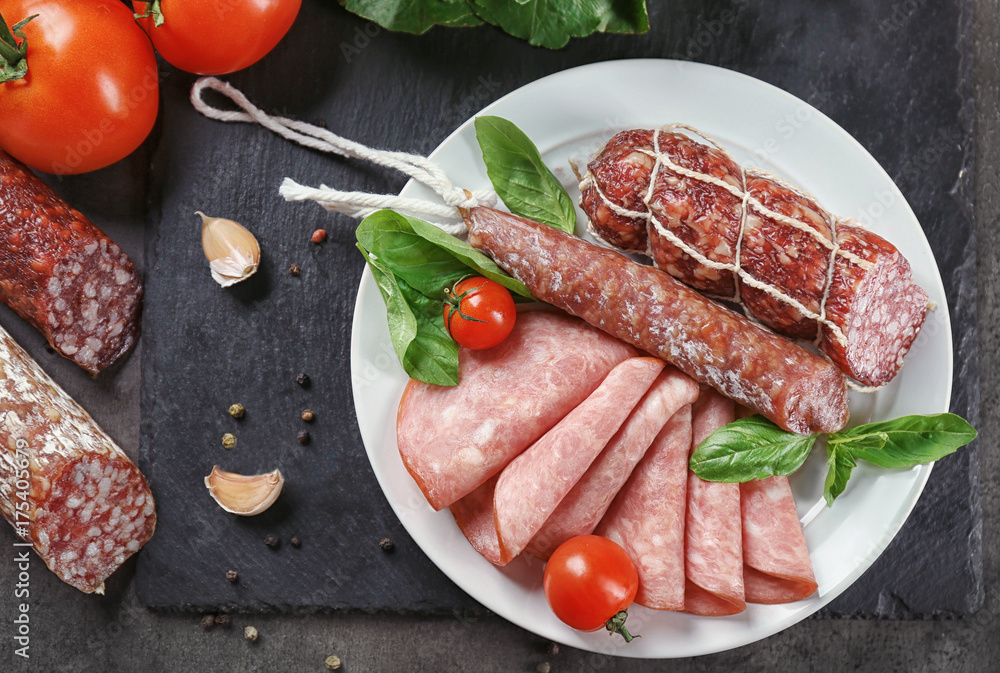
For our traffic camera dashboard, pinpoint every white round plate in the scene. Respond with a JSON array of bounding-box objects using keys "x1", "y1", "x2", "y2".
[{"x1": 350, "y1": 60, "x2": 952, "y2": 658}]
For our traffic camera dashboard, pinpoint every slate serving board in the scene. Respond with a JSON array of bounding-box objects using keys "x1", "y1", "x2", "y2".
[{"x1": 135, "y1": 0, "x2": 980, "y2": 617}]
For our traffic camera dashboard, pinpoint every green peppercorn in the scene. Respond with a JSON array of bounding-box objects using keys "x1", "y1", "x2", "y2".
[
  {"x1": 222, "y1": 433, "x2": 236, "y2": 450},
  {"x1": 228, "y1": 403, "x2": 245, "y2": 419}
]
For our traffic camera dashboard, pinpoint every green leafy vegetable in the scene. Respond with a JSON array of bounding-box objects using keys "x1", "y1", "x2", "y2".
[
  {"x1": 828, "y1": 413, "x2": 977, "y2": 469},
  {"x1": 359, "y1": 243, "x2": 459, "y2": 386},
  {"x1": 823, "y1": 444, "x2": 857, "y2": 507},
  {"x1": 475, "y1": 116, "x2": 576, "y2": 233},
  {"x1": 689, "y1": 415, "x2": 817, "y2": 483},
  {"x1": 340, "y1": 0, "x2": 649, "y2": 48},
  {"x1": 690, "y1": 412, "x2": 977, "y2": 506}
]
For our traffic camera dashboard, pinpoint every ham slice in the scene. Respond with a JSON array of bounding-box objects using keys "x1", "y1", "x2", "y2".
[
  {"x1": 525, "y1": 368, "x2": 697, "y2": 560},
  {"x1": 493, "y1": 357, "x2": 666, "y2": 565},
  {"x1": 597, "y1": 402, "x2": 695, "y2": 610},
  {"x1": 741, "y1": 476, "x2": 818, "y2": 603},
  {"x1": 684, "y1": 388, "x2": 746, "y2": 616},
  {"x1": 397, "y1": 310, "x2": 635, "y2": 510},
  {"x1": 451, "y1": 475, "x2": 502, "y2": 565}
]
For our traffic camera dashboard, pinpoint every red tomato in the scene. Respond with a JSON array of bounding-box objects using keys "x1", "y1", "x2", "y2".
[
  {"x1": 443, "y1": 277, "x2": 516, "y2": 350},
  {"x1": 134, "y1": 0, "x2": 301, "y2": 75},
  {"x1": 543, "y1": 535, "x2": 639, "y2": 641},
  {"x1": 0, "y1": 0, "x2": 159, "y2": 175}
]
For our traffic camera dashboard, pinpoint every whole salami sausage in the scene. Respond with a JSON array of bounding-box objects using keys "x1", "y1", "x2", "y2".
[
  {"x1": 580, "y1": 127, "x2": 928, "y2": 387},
  {"x1": 0, "y1": 325, "x2": 156, "y2": 593},
  {"x1": 0, "y1": 150, "x2": 143, "y2": 373},
  {"x1": 465, "y1": 206, "x2": 849, "y2": 435}
]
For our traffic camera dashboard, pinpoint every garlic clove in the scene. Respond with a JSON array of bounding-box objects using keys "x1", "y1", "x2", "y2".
[
  {"x1": 204, "y1": 466, "x2": 284, "y2": 516},
  {"x1": 198, "y1": 212, "x2": 261, "y2": 287}
]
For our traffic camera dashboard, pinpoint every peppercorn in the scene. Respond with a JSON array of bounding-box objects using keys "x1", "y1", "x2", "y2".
[
  {"x1": 312, "y1": 229, "x2": 327, "y2": 244},
  {"x1": 324, "y1": 655, "x2": 342, "y2": 670},
  {"x1": 225, "y1": 570, "x2": 239, "y2": 583},
  {"x1": 301, "y1": 409, "x2": 315, "y2": 423},
  {"x1": 214, "y1": 613, "x2": 230, "y2": 628},
  {"x1": 297, "y1": 430, "x2": 311, "y2": 445},
  {"x1": 289, "y1": 263, "x2": 301, "y2": 276},
  {"x1": 200, "y1": 614, "x2": 216, "y2": 630},
  {"x1": 244, "y1": 626, "x2": 259, "y2": 642},
  {"x1": 313, "y1": 118, "x2": 328, "y2": 128},
  {"x1": 536, "y1": 663, "x2": 551, "y2": 673},
  {"x1": 222, "y1": 433, "x2": 236, "y2": 450},
  {"x1": 228, "y1": 403, "x2": 245, "y2": 419},
  {"x1": 547, "y1": 642, "x2": 560, "y2": 656},
  {"x1": 290, "y1": 536, "x2": 302, "y2": 548},
  {"x1": 296, "y1": 373, "x2": 310, "y2": 388},
  {"x1": 379, "y1": 537, "x2": 394, "y2": 552},
  {"x1": 264, "y1": 534, "x2": 280, "y2": 548}
]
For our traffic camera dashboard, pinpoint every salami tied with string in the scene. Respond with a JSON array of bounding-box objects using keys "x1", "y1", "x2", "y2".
[
  {"x1": 580, "y1": 127, "x2": 928, "y2": 387},
  {"x1": 0, "y1": 325, "x2": 156, "y2": 593},
  {"x1": 0, "y1": 150, "x2": 142, "y2": 373}
]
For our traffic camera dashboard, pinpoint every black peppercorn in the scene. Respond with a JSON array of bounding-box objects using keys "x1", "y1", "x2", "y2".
[
  {"x1": 379, "y1": 537, "x2": 394, "y2": 552},
  {"x1": 290, "y1": 536, "x2": 302, "y2": 548},
  {"x1": 289, "y1": 263, "x2": 301, "y2": 276},
  {"x1": 200, "y1": 614, "x2": 216, "y2": 630},
  {"x1": 214, "y1": 613, "x2": 230, "y2": 628},
  {"x1": 264, "y1": 534, "x2": 280, "y2": 548},
  {"x1": 297, "y1": 430, "x2": 311, "y2": 445},
  {"x1": 225, "y1": 570, "x2": 239, "y2": 583},
  {"x1": 296, "y1": 373, "x2": 310, "y2": 387}
]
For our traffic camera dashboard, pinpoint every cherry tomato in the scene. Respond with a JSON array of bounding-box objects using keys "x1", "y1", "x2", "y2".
[
  {"x1": 543, "y1": 535, "x2": 639, "y2": 642},
  {"x1": 443, "y1": 277, "x2": 516, "y2": 350},
  {"x1": 134, "y1": 0, "x2": 301, "y2": 76},
  {"x1": 0, "y1": 0, "x2": 159, "y2": 174}
]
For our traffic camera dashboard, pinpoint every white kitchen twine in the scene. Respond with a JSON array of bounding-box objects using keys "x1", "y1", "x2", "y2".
[{"x1": 189, "y1": 77, "x2": 496, "y2": 235}]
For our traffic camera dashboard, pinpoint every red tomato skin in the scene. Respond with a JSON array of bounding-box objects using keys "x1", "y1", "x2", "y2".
[
  {"x1": 0, "y1": 0, "x2": 159, "y2": 175},
  {"x1": 443, "y1": 277, "x2": 516, "y2": 351},
  {"x1": 543, "y1": 535, "x2": 639, "y2": 632},
  {"x1": 135, "y1": 0, "x2": 302, "y2": 76}
]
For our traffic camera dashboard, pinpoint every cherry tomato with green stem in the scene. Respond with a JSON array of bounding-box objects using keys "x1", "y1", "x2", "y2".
[
  {"x1": 543, "y1": 535, "x2": 639, "y2": 642},
  {"x1": 134, "y1": 0, "x2": 302, "y2": 76},
  {"x1": 0, "y1": 0, "x2": 159, "y2": 174},
  {"x1": 443, "y1": 277, "x2": 516, "y2": 350}
]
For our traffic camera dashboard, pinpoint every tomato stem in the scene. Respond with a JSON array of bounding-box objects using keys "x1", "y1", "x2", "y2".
[
  {"x1": 605, "y1": 610, "x2": 638, "y2": 643},
  {"x1": 443, "y1": 283, "x2": 488, "y2": 326},
  {"x1": 0, "y1": 12, "x2": 36, "y2": 84},
  {"x1": 134, "y1": 0, "x2": 165, "y2": 28}
]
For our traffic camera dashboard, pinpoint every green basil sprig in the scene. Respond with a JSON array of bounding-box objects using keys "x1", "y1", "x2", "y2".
[
  {"x1": 690, "y1": 413, "x2": 977, "y2": 506},
  {"x1": 356, "y1": 209, "x2": 533, "y2": 386},
  {"x1": 475, "y1": 116, "x2": 577, "y2": 234}
]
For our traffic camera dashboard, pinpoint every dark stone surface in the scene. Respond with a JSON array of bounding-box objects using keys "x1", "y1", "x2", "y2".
[{"x1": 129, "y1": 0, "x2": 981, "y2": 617}]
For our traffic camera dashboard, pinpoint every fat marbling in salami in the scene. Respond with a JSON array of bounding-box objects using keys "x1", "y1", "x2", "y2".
[
  {"x1": 0, "y1": 325, "x2": 156, "y2": 593},
  {"x1": 580, "y1": 128, "x2": 927, "y2": 387},
  {"x1": 0, "y1": 150, "x2": 143, "y2": 373}
]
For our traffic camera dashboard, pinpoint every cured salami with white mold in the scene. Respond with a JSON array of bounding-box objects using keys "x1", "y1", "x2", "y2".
[
  {"x1": 465, "y1": 206, "x2": 849, "y2": 435},
  {"x1": 580, "y1": 128, "x2": 928, "y2": 387},
  {"x1": 684, "y1": 388, "x2": 745, "y2": 616},
  {"x1": 526, "y1": 367, "x2": 698, "y2": 561},
  {"x1": 0, "y1": 325, "x2": 156, "y2": 593},
  {"x1": 493, "y1": 357, "x2": 665, "y2": 565},
  {"x1": 397, "y1": 310, "x2": 635, "y2": 511},
  {"x1": 0, "y1": 150, "x2": 143, "y2": 373},
  {"x1": 596, "y1": 402, "x2": 694, "y2": 611},
  {"x1": 741, "y1": 476, "x2": 818, "y2": 603}
]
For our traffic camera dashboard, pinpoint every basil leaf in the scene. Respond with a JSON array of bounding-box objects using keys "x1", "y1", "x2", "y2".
[
  {"x1": 474, "y1": 116, "x2": 576, "y2": 234},
  {"x1": 341, "y1": 0, "x2": 482, "y2": 34},
  {"x1": 830, "y1": 413, "x2": 977, "y2": 469},
  {"x1": 358, "y1": 243, "x2": 459, "y2": 386},
  {"x1": 357, "y1": 210, "x2": 533, "y2": 299},
  {"x1": 823, "y1": 443, "x2": 857, "y2": 507},
  {"x1": 470, "y1": 0, "x2": 649, "y2": 49},
  {"x1": 829, "y1": 431, "x2": 888, "y2": 454},
  {"x1": 689, "y1": 415, "x2": 817, "y2": 483}
]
